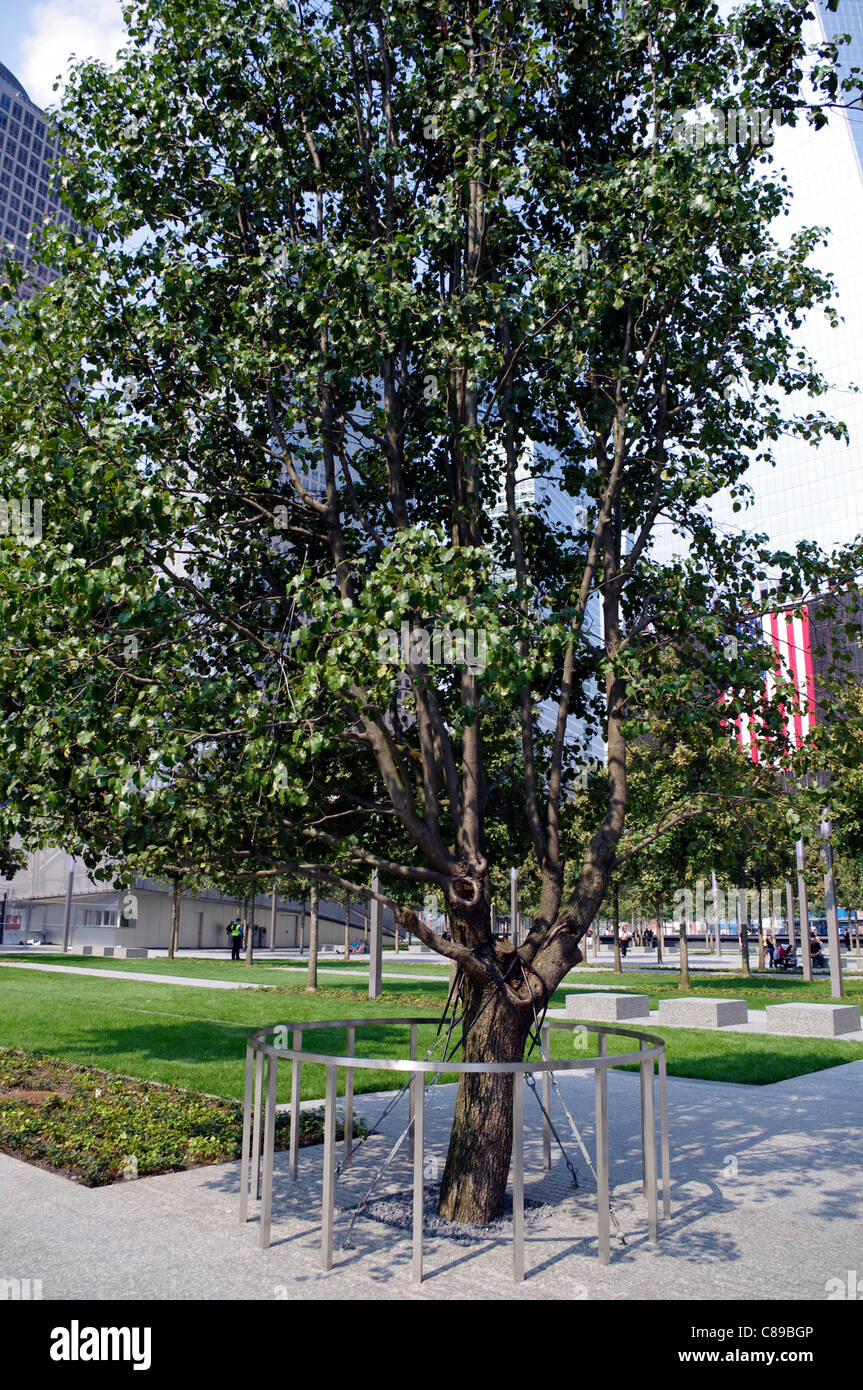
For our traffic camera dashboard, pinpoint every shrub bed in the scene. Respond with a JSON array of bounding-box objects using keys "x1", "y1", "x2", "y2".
[{"x1": 0, "y1": 1047, "x2": 364, "y2": 1186}]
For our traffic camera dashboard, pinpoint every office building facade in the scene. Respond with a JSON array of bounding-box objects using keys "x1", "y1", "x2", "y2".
[{"x1": 0, "y1": 59, "x2": 84, "y2": 294}]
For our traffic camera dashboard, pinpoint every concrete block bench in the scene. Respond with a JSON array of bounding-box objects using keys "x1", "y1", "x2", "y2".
[
  {"x1": 564, "y1": 991, "x2": 650, "y2": 1021},
  {"x1": 81, "y1": 946, "x2": 149, "y2": 960},
  {"x1": 656, "y1": 997, "x2": 748, "y2": 1028},
  {"x1": 765, "y1": 1002, "x2": 861, "y2": 1037}
]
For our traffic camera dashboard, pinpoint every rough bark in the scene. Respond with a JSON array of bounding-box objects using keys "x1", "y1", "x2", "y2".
[
  {"x1": 612, "y1": 882, "x2": 621, "y2": 974},
  {"x1": 306, "y1": 884, "x2": 319, "y2": 990},
  {"x1": 437, "y1": 965, "x2": 532, "y2": 1225},
  {"x1": 168, "y1": 877, "x2": 181, "y2": 960},
  {"x1": 245, "y1": 893, "x2": 255, "y2": 967},
  {"x1": 738, "y1": 883, "x2": 751, "y2": 978},
  {"x1": 678, "y1": 921, "x2": 690, "y2": 991}
]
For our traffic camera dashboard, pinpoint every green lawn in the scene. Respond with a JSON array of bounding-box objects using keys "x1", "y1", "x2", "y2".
[{"x1": 2, "y1": 963, "x2": 862, "y2": 1096}]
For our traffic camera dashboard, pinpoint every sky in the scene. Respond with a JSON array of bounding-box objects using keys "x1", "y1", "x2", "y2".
[{"x1": 0, "y1": 0, "x2": 126, "y2": 110}]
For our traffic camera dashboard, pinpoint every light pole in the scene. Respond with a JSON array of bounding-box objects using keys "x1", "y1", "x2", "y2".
[
  {"x1": 819, "y1": 812, "x2": 844, "y2": 999},
  {"x1": 796, "y1": 839, "x2": 813, "y2": 983},
  {"x1": 785, "y1": 879, "x2": 795, "y2": 956},
  {"x1": 61, "y1": 856, "x2": 75, "y2": 954}
]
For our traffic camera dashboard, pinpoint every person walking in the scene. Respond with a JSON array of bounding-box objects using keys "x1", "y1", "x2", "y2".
[{"x1": 227, "y1": 917, "x2": 244, "y2": 960}]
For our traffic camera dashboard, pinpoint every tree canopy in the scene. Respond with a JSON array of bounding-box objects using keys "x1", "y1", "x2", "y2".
[{"x1": 1, "y1": 0, "x2": 861, "y2": 1220}]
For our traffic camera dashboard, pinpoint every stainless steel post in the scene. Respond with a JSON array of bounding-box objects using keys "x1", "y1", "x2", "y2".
[
  {"x1": 239, "y1": 1041, "x2": 255, "y2": 1224},
  {"x1": 411, "y1": 1069, "x2": 425, "y2": 1286},
  {"x1": 259, "y1": 1049, "x2": 278, "y2": 1249},
  {"x1": 595, "y1": 1055, "x2": 610, "y2": 1266},
  {"x1": 641, "y1": 1045, "x2": 658, "y2": 1242},
  {"x1": 344, "y1": 1025, "x2": 355, "y2": 1169},
  {"x1": 658, "y1": 1047, "x2": 671, "y2": 1220},
  {"x1": 251, "y1": 1044, "x2": 265, "y2": 1200},
  {"x1": 541, "y1": 1024, "x2": 551, "y2": 1171},
  {"x1": 512, "y1": 1070, "x2": 524, "y2": 1282},
  {"x1": 321, "y1": 1063, "x2": 338, "y2": 1271},
  {"x1": 639, "y1": 1038, "x2": 649, "y2": 1196},
  {"x1": 510, "y1": 866, "x2": 518, "y2": 949},
  {"x1": 408, "y1": 1022, "x2": 417, "y2": 1161},
  {"x1": 289, "y1": 1028, "x2": 302, "y2": 1179}
]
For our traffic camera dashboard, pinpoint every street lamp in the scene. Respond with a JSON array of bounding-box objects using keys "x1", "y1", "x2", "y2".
[
  {"x1": 795, "y1": 838, "x2": 813, "y2": 983},
  {"x1": 819, "y1": 810, "x2": 844, "y2": 999}
]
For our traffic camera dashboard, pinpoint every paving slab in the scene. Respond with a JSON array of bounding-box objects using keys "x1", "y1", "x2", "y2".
[
  {"x1": 4, "y1": 1058, "x2": 863, "y2": 1301},
  {"x1": 0, "y1": 961, "x2": 260, "y2": 989}
]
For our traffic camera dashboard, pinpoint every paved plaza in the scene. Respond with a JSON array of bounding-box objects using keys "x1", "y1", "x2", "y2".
[{"x1": 3, "y1": 1052, "x2": 862, "y2": 1301}]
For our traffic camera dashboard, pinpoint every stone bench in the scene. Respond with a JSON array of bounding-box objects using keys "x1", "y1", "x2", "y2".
[
  {"x1": 764, "y1": 1002, "x2": 862, "y2": 1037},
  {"x1": 564, "y1": 991, "x2": 650, "y2": 1022},
  {"x1": 656, "y1": 997, "x2": 748, "y2": 1028},
  {"x1": 81, "y1": 946, "x2": 149, "y2": 959}
]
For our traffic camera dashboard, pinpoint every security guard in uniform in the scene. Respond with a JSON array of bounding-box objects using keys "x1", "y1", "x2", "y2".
[{"x1": 227, "y1": 917, "x2": 244, "y2": 960}]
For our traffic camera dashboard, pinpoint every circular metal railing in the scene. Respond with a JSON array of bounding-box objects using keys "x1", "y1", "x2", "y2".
[{"x1": 239, "y1": 1015, "x2": 671, "y2": 1284}]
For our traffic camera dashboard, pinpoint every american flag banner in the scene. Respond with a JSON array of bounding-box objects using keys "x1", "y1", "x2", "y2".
[{"x1": 734, "y1": 606, "x2": 817, "y2": 760}]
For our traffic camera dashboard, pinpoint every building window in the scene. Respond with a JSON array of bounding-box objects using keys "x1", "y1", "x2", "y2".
[{"x1": 83, "y1": 908, "x2": 119, "y2": 927}]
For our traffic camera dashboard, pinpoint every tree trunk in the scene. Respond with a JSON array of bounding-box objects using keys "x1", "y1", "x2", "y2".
[
  {"x1": 655, "y1": 894, "x2": 663, "y2": 964},
  {"x1": 306, "y1": 885, "x2": 319, "y2": 991},
  {"x1": 245, "y1": 893, "x2": 255, "y2": 967},
  {"x1": 612, "y1": 883, "x2": 621, "y2": 974},
  {"x1": 678, "y1": 921, "x2": 690, "y2": 991},
  {"x1": 437, "y1": 976, "x2": 530, "y2": 1225},
  {"x1": 344, "y1": 896, "x2": 351, "y2": 962},
  {"x1": 738, "y1": 883, "x2": 751, "y2": 978},
  {"x1": 756, "y1": 880, "x2": 765, "y2": 972},
  {"x1": 168, "y1": 877, "x2": 181, "y2": 960},
  {"x1": 299, "y1": 902, "x2": 305, "y2": 955}
]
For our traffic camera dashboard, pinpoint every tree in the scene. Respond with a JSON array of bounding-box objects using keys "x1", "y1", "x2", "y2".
[{"x1": 1, "y1": 0, "x2": 860, "y2": 1223}]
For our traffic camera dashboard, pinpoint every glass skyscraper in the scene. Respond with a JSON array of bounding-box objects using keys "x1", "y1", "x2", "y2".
[{"x1": 0, "y1": 59, "x2": 84, "y2": 294}]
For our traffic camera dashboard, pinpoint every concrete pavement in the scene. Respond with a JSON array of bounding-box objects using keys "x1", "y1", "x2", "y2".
[{"x1": 3, "y1": 1057, "x2": 863, "y2": 1301}]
